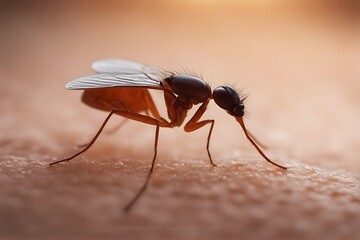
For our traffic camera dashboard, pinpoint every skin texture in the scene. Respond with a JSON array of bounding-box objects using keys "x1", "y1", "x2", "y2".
[{"x1": 0, "y1": 1, "x2": 359, "y2": 239}]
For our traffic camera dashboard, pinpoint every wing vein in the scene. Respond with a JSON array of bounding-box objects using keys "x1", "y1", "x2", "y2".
[{"x1": 66, "y1": 59, "x2": 167, "y2": 90}]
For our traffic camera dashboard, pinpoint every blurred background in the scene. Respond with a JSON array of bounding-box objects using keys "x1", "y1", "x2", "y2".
[{"x1": 0, "y1": 0, "x2": 359, "y2": 239}]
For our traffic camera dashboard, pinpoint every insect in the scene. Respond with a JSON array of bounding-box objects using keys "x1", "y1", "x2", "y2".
[{"x1": 50, "y1": 59, "x2": 287, "y2": 212}]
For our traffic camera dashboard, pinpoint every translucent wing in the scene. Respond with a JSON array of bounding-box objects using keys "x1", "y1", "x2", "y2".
[
  {"x1": 66, "y1": 73, "x2": 164, "y2": 90},
  {"x1": 91, "y1": 59, "x2": 160, "y2": 75},
  {"x1": 66, "y1": 59, "x2": 166, "y2": 90}
]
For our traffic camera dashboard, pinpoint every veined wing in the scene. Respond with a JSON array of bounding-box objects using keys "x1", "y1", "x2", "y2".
[
  {"x1": 91, "y1": 59, "x2": 161, "y2": 75},
  {"x1": 66, "y1": 59, "x2": 166, "y2": 90},
  {"x1": 66, "y1": 73, "x2": 164, "y2": 90}
]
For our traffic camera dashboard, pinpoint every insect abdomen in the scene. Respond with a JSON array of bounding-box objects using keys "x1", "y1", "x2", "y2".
[{"x1": 81, "y1": 88, "x2": 152, "y2": 113}]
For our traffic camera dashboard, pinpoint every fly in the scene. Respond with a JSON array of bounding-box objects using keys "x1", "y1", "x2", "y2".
[{"x1": 50, "y1": 59, "x2": 287, "y2": 212}]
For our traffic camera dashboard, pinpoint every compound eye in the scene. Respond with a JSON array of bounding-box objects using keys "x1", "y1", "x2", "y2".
[
  {"x1": 233, "y1": 104, "x2": 245, "y2": 116},
  {"x1": 213, "y1": 86, "x2": 240, "y2": 111}
]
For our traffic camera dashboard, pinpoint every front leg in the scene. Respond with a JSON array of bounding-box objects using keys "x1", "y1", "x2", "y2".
[
  {"x1": 184, "y1": 100, "x2": 217, "y2": 167},
  {"x1": 163, "y1": 89, "x2": 177, "y2": 125}
]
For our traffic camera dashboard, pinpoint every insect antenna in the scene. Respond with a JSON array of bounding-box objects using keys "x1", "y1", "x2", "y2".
[{"x1": 236, "y1": 117, "x2": 287, "y2": 169}]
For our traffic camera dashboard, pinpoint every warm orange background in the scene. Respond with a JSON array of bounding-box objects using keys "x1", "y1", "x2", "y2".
[{"x1": 0, "y1": 1, "x2": 359, "y2": 239}]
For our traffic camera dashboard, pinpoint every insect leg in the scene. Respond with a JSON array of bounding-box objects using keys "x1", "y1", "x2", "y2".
[
  {"x1": 107, "y1": 111, "x2": 171, "y2": 212},
  {"x1": 76, "y1": 100, "x2": 129, "y2": 148},
  {"x1": 124, "y1": 123, "x2": 160, "y2": 212},
  {"x1": 247, "y1": 131, "x2": 268, "y2": 149},
  {"x1": 104, "y1": 111, "x2": 171, "y2": 212},
  {"x1": 50, "y1": 110, "x2": 119, "y2": 166},
  {"x1": 52, "y1": 108, "x2": 172, "y2": 210},
  {"x1": 183, "y1": 100, "x2": 217, "y2": 167},
  {"x1": 142, "y1": 89, "x2": 161, "y2": 119},
  {"x1": 236, "y1": 117, "x2": 287, "y2": 170},
  {"x1": 163, "y1": 89, "x2": 177, "y2": 123},
  {"x1": 104, "y1": 100, "x2": 129, "y2": 134},
  {"x1": 105, "y1": 118, "x2": 128, "y2": 134},
  {"x1": 51, "y1": 110, "x2": 171, "y2": 166},
  {"x1": 76, "y1": 119, "x2": 129, "y2": 148}
]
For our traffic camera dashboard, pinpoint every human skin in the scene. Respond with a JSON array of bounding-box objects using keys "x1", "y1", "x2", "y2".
[{"x1": 0, "y1": 1, "x2": 359, "y2": 239}]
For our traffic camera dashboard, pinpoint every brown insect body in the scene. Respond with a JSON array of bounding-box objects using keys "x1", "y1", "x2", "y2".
[
  {"x1": 50, "y1": 59, "x2": 287, "y2": 212},
  {"x1": 82, "y1": 88, "x2": 156, "y2": 114}
]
